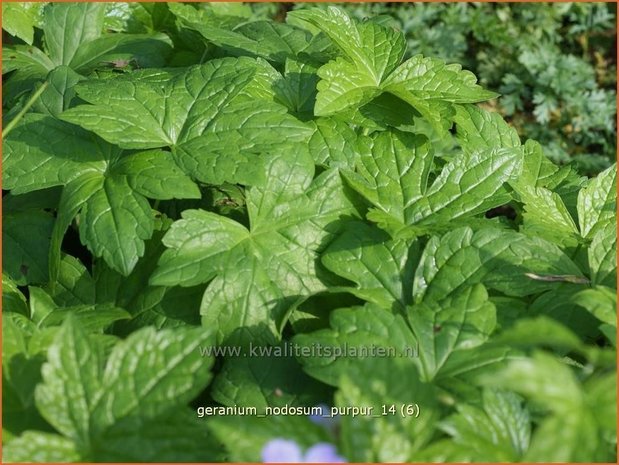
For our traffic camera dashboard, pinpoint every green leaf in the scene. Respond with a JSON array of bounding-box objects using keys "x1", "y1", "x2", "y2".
[
  {"x1": 573, "y1": 286, "x2": 616, "y2": 328},
  {"x1": 3, "y1": 187, "x2": 61, "y2": 212},
  {"x1": 37, "y1": 304, "x2": 130, "y2": 333},
  {"x1": 491, "y1": 316, "x2": 585, "y2": 352},
  {"x1": 410, "y1": 284, "x2": 496, "y2": 381},
  {"x1": 174, "y1": 7, "x2": 312, "y2": 65},
  {"x1": 93, "y1": 326, "x2": 216, "y2": 432},
  {"x1": 33, "y1": 65, "x2": 83, "y2": 117},
  {"x1": 2, "y1": 6, "x2": 171, "y2": 104},
  {"x1": 403, "y1": 147, "x2": 522, "y2": 228},
  {"x1": 119, "y1": 284, "x2": 204, "y2": 332},
  {"x1": 148, "y1": 210, "x2": 249, "y2": 288},
  {"x1": 585, "y1": 373, "x2": 617, "y2": 435},
  {"x1": 211, "y1": 354, "x2": 329, "y2": 411},
  {"x1": 2, "y1": 313, "x2": 49, "y2": 436},
  {"x1": 587, "y1": 221, "x2": 617, "y2": 287},
  {"x1": 90, "y1": 223, "x2": 205, "y2": 333},
  {"x1": 577, "y1": 163, "x2": 617, "y2": 238},
  {"x1": 293, "y1": 303, "x2": 418, "y2": 386},
  {"x1": 413, "y1": 227, "x2": 584, "y2": 302},
  {"x1": 2, "y1": 3, "x2": 43, "y2": 45},
  {"x1": 152, "y1": 150, "x2": 357, "y2": 343},
  {"x1": 95, "y1": 410, "x2": 223, "y2": 462},
  {"x1": 275, "y1": 59, "x2": 319, "y2": 117},
  {"x1": 5, "y1": 115, "x2": 198, "y2": 276},
  {"x1": 45, "y1": 255, "x2": 95, "y2": 307},
  {"x1": 383, "y1": 54, "x2": 498, "y2": 105},
  {"x1": 341, "y1": 90, "x2": 422, "y2": 131},
  {"x1": 62, "y1": 57, "x2": 308, "y2": 145},
  {"x1": 2, "y1": 44, "x2": 53, "y2": 76},
  {"x1": 453, "y1": 108, "x2": 580, "y2": 225},
  {"x1": 67, "y1": 33, "x2": 173, "y2": 72},
  {"x1": 434, "y1": 389, "x2": 530, "y2": 461},
  {"x1": 454, "y1": 104, "x2": 521, "y2": 151},
  {"x1": 79, "y1": 176, "x2": 154, "y2": 275},
  {"x1": 111, "y1": 149, "x2": 200, "y2": 200},
  {"x1": 49, "y1": 172, "x2": 104, "y2": 282},
  {"x1": 321, "y1": 221, "x2": 418, "y2": 311},
  {"x1": 43, "y1": 3, "x2": 106, "y2": 66},
  {"x1": 3, "y1": 114, "x2": 107, "y2": 194},
  {"x1": 209, "y1": 415, "x2": 328, "y2": 462},
  {"x1": 3, "y1": 313, "x2": 34, "y2": 362},
  {"x1": 34, "y1": 318, "x2": 216, "y2": 454},
  {"x1": 512, "y1": 184, "x2": 580, "y2": 246},
  {"x1": 486, "y1": 351, "x2": 582, "y2": 414},
  {"x1": 312, "y1": 55, "x2": 385, "y2": 117},
  {"x1": 2, "y1": 273, "x2": 29, "y2": 315},
  {"x1": 61, "y1": 58, "x2": 257, "y2": 149},
  {"x1": 484, "y1": 352, "x2": 610, "y2": 460},
  {"x1": 308, "y1": 117, "x2": 359, "y2": 169},
  {"x1": 172, "y1": 106, "x2": 311, "y2": 187},
  {"x1": 344, "y1": 130, "x2": 521, "y2": 233},
  {"x1": 336, "y1": 357, "x2": 437, "y2": 462},
  {"x1": 3, "y1": 314, "x2": 39, "y2": 389},
  {"x1": 530, "y1": 286, "x2": 602, "y2": 339},
  {"x1": 1, "y1": 5, "x2": 615, "y2": 463},
  {"x1": 35, "y1": 316, "x2": 104, "y2": 446},
  {"x1": 2, "y1": 431, "x2": 81, "y2": 463},
  {"x1": 524, "y1": 412, "x2": 600, "y2": 462},
  {"x1": 3, "y1": 209, "x2": 54, "y2": 285},
  {"x1": 167, "y1": 2, "x2": 247, "y2": 30},
  {"x1": 2, "y1": 46, "x2": 52, "y2": 105},
  {"x1": 205, "y1": 2, "x2": 252, "y2": 19},
  {"x1": 518, "y1": 139, "x2": 574, "y2": 189},
  {"x1": 433, "y1": 345, "x2": 525, "y2": 385},
  {"x1": 343, "y1": 130, "x2": 433, "y2": 228},
  {"x1": 28, "y1": 286, "x2": 57, "y2": 324},
  {"x1": 61, "y1": 57, "x2": 311, "y2": 186},
  {"x1": 288, "y1": 6, "x2": 406, "y2": 115},
  {"x1": 3, "y1": 366, "x2": 48, "y2": 439},
  {"x1": 291, "y1": 8, "x2": 495, "y2": 127},
  {"x1": 118, "y1": 3, "x2": 177, "y2": 34},
  {"x1": 292, "y1": 7, "x2": 406, "y2": 85}
]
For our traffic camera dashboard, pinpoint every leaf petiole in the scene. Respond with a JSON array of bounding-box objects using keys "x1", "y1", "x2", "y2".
[{"x1": 3, "y1": 81, "x2": 49, "y2": 139}]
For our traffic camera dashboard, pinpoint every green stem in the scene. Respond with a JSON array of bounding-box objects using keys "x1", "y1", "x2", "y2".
[
  {"x1": 3, "y1": 81, "x2": 49, "y2": 139},
  {"x1": 199, "y1": 47, "x2": 209, "y2": 65}
]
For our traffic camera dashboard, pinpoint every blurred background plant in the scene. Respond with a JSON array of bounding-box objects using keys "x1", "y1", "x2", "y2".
[{"x1": 3, "y1": 2, "x2": 616, "y2": 174}]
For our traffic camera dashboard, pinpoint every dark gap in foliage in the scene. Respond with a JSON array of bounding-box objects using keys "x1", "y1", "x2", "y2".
[
  {"x1": 60, "y1": 225, "x2": 93, "y2": 273},
  {"x1": 485, "y1": 204, "x2": 517, "y2": 220}
]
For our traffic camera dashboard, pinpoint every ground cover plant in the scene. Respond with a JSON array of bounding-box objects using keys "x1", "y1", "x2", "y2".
[
  {"x1": 294, "y1": 2, "x2": 618, "y2": 175},
  {"x1": 2, "y1": 3, "x2": 617, "y2": 463}
]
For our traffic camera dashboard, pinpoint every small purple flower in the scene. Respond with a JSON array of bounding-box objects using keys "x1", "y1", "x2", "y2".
[
  {"x1": 262, "y1": 439, "x2": 302, "y2": 463},
  {"x1": 308, "y1": 403, "x2": 331, "y2": 426},
  {"x1": 261, "y1": 438, "x2": 346, "y2": 463},
  {"x1": 309, "y1": 404, "x2": 340, "y2": 436}
]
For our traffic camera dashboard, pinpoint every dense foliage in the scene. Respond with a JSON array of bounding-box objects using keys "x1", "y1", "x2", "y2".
[
  {"x1": 2, "y1": 3, "x2": 617, "y2": 463},
  {"x1": 298, "y1": 2, "x2": 618, "y2": 175}
]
